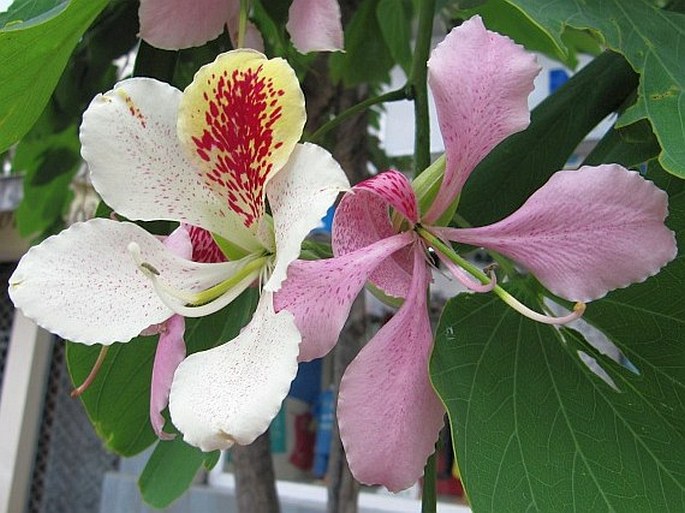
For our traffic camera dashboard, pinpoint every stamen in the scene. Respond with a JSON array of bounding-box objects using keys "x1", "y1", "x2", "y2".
[
  {"x1": 128, "y1": 241, "x2": 267, "y2": 317},
  {"x1": 496, "y1": 288, "x2": 586, "y2": 325},
  {"x1": 71, "y1": 345, "x2": 109, "y2": 398}
]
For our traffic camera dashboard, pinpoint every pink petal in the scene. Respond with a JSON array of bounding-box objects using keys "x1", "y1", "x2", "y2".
[
  {"x1": 355, "y1": 170, "x2": 419, "y2": 224},
  {"x1": 165, "y1": 225, "x2": 193, "y2": 260},
  {"x1": 274, "y1": 232, "x2": 415, "y2": 362},
  {"x1": 138, "y1": 0, "x2": 233, "y2": 50},
  {"x1": 286, "y1": 0, "x2": 343, "y2": 53},
  {"x1": 337, "y1": 245, "x2": 445, "y2": 492},
  {"x1": 439, "y1": 165, "x2": 677, "y2": 302},
  {"x1": 150, "y1": 314, "x2": 186, "y2": 440},
  {"x1": 332, "y1": 172, "x2": 419, "y2": 298},
  {"x1": 424, "y1": 16, "x2": 540, "y2": 223}
]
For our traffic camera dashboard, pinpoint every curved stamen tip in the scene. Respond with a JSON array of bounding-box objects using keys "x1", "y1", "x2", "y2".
[{"x1": 496, "y1": 286, "x2": 587, "y2": 326}]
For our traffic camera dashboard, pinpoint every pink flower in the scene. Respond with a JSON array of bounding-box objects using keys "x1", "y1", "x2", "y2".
[
  {"x1": 138, "y1": 0, "x2": 343, "y2": 53},
  {"x1": 275, "y1": 16, "x2": 677, "y2": 491}
]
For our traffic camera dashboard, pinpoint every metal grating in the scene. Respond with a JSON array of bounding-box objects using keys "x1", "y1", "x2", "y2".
[
  {"x1": 27, "y1": 341, "x2": 119, "y2": 513},
  {"x1": 0, "y1": 262, "x2": 16, "y2": 393}
]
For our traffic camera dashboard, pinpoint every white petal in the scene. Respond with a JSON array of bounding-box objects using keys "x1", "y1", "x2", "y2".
[
  {"x1": 8, "y1": 219, "x2": 171, "y2": 344},
  {"x1": 264, "y1": 143, "x2": 349, "y2": 291},
  {"x1": 8, "y1": 218, "x2": 251, "y2": 345},
  {"x1": 80, "y1": 78, "x2": 259, "y2": 253},
  {"x1": 169, "y1": 293, "x2": 301, "y2": 451}
]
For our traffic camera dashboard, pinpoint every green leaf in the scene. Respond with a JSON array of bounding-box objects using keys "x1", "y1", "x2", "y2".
[
  {"x1": 584, "y1": 119, "x2": 661, "y2": 169},
  {"x1": 66, "y1": 337, "x2": 158, "y2": 457},
  {"x1": 431, "y1": 290, "x2": 685, "y2": 512},
  {"x1": 377, "y1": 0, "x2": 413, "y2": 75},
  {"x1": 499, "y1": 0, "x2": 685, "y2": 177},
  {"x1": 184, "y1": 287, "x2": 259, "y2": 353},
  {"x1": 14, "y1": 123, "x2": 80, "y2": 238},
  {"x1": 329, "y1": 0, "x2": 395, "y2": 86},
  {"x1": 458, "y1": 51, "x2": 638, "y2": 227},
  {"x1": 138, "y1": 437, "x2": 219, "y2": 508},
  {"x1": 0, "y1": 0, "x2": 108, "y2": 153},
  {"x1": 461, "y1": 0, "x2": 580, "y2": 67}
]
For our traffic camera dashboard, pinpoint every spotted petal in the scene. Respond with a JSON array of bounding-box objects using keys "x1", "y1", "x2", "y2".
[
  {"x1": 138, "y1": 0, "x2": 232, "y2": 50},
  {"x1": 332, "y1": 171, "x2": 418, "y2": 298},
  {"x1": 8, "y1": 218, "x2": 254, "y2": 344},
  {"x1": 178, "y1": 50, "x2": 306, "y2": 230},
  {"x1": 274, "y1": 232, "x2": 415, "y2": 362},
  {"x1": 286, "y1": 0, "x2": 344, "y2": 53},
  {"x1": 424, "y1": 16, "x2": 540, "y2": 223},
  {"x1": 80, "y1": 78, "x2": 259, "y2": 253},
  {"x1": 264, "y1": 143, "x2": 349, "y2": 292},
  {"x1": 169, "y1": 293, "x2": 300, "y2": 451},
  {"x1": 338, "y1": 245, "x2": 445, "y2": 492},
  {"x1": 439, "y1": 165, "x2": 677, "y2": 302}
]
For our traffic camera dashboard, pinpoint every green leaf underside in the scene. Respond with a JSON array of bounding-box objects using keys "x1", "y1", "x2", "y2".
[
  {"x1": 138, "y1": 436, "x2": 219, "y2": 509},
  {"x1": 0, "y1": 0, "x2": 108, "y2": 153},
  {"x1": 431, "y1": 164, "x2": 685, "y2": 512},
  {"x1": 66, "y1": 288, "x2": 259, "y2": 458},
  {"x1": 492, "y1": 0, "x2": 685, "y2": 178},
  {"x1": 0, "y1": 0, "x2": 68, "y2": 29}
]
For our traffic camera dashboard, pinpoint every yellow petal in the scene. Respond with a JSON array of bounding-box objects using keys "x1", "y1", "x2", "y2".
[{"x1": 178, "y1": 49, "x2": 305, "y2": 229}]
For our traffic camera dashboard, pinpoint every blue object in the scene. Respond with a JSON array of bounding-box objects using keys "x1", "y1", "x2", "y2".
[
  {"x1": 311, "y1": 206, "x2": 335, "y2": 235},
  {"x1": 549, "y1": 68, "x2": 570, "y2": 94},
  {"x1": 313, "y1": 388, "x2": 335, "y2": 478},
  {"x1": 288, "y1": 359, "x2": 322, "y2": 406}
]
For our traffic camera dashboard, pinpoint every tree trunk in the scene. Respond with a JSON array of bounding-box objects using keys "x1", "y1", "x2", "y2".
[{"x1": 233, "y1": 430, "x2": 280, "y2": 513}]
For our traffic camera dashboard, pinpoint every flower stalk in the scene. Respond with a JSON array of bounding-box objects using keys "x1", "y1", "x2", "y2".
[{"x1": 71, "y1": 345, "x2": 110, "y2": 398}]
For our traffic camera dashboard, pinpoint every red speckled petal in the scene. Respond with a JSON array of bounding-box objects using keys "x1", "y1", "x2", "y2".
[
  {"x1": 186, "y1": 224, "x2": 227, "y2": 263},
  {"x1": 264, "y1": 143, "x2": 349, "y2": 291},
  {"x1": 274, "y1": 232, "x2": 415, "y2": 362},
  {"x1": 424, "y1": 16, "x2": 540, "y2": 223},
  {"x1": 286, "y1": 0, "x2": 343, "y2": 53},
  {"x1": 439, "y1": 165, "x2": 677, "y2": 302},
  {"x1": 150, "y1": 314, "x2": 186, "y2": 440},
  {"x1": 333, "y1": 172, "x2": 418, "y2": 298},
  {"x1": 80, "y1": 78, "x2": 260, "y2": 254},
  {"x1": 139, "y1": 0, "x2": 231, "y2": 50},
  {"x1": 338, "y1": 245, "x2": 445, "y2": 492},
  {"x1": 178, "y1": 50, "x2": 305, "y2": 229},
  {"x1": 169, "y1": 293, "x2": 300, "y2": 451}
]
